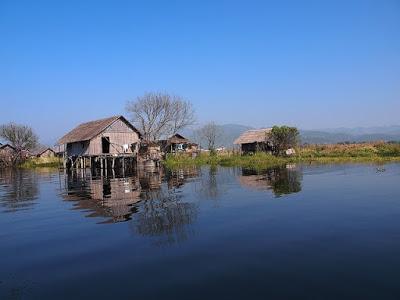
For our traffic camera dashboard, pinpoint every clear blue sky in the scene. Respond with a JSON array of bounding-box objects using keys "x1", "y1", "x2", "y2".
[{"x1": 1, "y1": 0, "x2": 399, "y2": 144}]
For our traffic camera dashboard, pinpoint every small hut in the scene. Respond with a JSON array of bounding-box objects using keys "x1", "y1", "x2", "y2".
[
  {"x1": 32, "y1": 147, "x2": 56, "y2": 158},
  {"x1": 159, "y1": 134, "x2": 198, "y2": 155},
  {"x1": 234, "y1": 128, "x2": 273, "y2": 154},
  {"x1": 0, "y1": 143, "x2": 15, "y2": 153},
  {"x1": 58, "y1": 115, "x2": 142, "y2": 169},
  {"x1": 0, "y1": 144, "x2": 16, "y2": 164}
]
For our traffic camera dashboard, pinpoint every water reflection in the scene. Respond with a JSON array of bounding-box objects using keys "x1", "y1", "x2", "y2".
[
  {"x1": 132, "y1": 187, "x2": 198, "y2": 245},
  {"x1": 61, "y1": 167, "x2": 200, "y2": 244},
  {"x1": 63, "y1": 170, "x2": 142, "y2": 223},
  {"x1": 239, "y1": 165, "x2": 302, "y2": 197},
  {"x1": 62, "y1": 167, "x2": 199, "y2": 220},
  {"x1": 0, "y1": 169, "x2": 39, "y2": 213}
]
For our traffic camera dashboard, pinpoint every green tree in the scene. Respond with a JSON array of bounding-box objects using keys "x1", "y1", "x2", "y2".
[{"x1": 270, "y1": 126, "x2": 299, "y2": 155}]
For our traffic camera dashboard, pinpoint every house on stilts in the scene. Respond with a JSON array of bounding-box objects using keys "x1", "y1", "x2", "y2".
[{"x1": 58, "y1": 115, "x2": 142, "y2": 170}]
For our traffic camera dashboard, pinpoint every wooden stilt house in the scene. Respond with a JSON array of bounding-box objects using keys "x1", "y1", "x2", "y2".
[{"x1": 58, "y1": 115, "x2": 142, "y2": 169}]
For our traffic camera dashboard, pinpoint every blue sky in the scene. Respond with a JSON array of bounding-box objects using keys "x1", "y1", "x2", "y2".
[{"x1": 1, "y1": 0, "x2": 399, "y2": 144}]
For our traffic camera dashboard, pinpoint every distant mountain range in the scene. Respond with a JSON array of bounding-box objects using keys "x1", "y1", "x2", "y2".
[{"x1": 183, "y1": 125, "x2": 400, "y2": 148}]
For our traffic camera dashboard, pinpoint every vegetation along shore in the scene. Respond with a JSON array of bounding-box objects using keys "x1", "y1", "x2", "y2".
[{"x1": 164, "y1": 142, "x2": 400, "y2": 169}]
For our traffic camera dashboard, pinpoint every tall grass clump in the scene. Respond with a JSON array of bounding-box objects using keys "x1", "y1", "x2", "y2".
[{"x1": 20, "y1": 157, "x2": 61, "y2": 169}]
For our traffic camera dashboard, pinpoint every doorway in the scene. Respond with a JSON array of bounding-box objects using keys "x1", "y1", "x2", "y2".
[{"x1": 102, "y1": 137, "x2": 110, "y2": 153}]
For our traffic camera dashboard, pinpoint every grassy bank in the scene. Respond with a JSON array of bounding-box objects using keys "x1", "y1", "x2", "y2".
[
  {"x1": 20, "y1": 157, "x2": 61, "y2": 169},
  {"x1": 164, "y1": 142, "x2": 400, "y2": 169}
]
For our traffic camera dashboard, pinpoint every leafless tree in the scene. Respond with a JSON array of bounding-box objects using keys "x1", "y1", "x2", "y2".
[
  {"x1": 0, "y1": 123, "x2": 38, "y2": 164},
  {"x1": 126, "y1": 92, "x2": 196, "y2": 141},
  {"x1": 0, "y1": 123, "x2": 38, "y2": 151},
  {"x1": 199, "y1": 122, "x2": 220, "y2": 152}
]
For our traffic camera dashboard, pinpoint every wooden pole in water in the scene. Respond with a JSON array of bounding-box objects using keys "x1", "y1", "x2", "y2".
[{"x1": 104, "y1": 157, "x2": 108, "y2": 176}]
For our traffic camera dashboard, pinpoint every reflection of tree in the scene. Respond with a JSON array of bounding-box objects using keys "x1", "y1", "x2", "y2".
[
  {"x1": 131, "y1": 187, "x2": 198, "y2": 245},
  {"x1": 203, "y1": 165, "x2": 218, "y2": 198},
  {"x1": 164, "y1": 167, "x2": 199, "y2": 189},
  {"x1": 194, "y1": 166, "x2": 235, "y2": 201},
  {"x1": 267, "y1": 167, "x2": 302, "y2": 196},
  {"x1": 0, "y1": 169, "x2": 39, "y2": 213},
  {"x1": 239, "y1": 166, "x2": 302, "y2": 197}
]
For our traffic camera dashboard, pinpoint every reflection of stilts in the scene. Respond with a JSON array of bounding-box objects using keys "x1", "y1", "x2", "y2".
[{"x1": 63, "y1": 154, "x2": 139, "y2": 181}]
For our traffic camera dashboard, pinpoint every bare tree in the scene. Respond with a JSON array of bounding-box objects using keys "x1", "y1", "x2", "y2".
[
  {"x1": 0, "y1": 123, "x2": 38, "y2": 152},
  {"x1": 0, "y1": 123, "x2": 38, "y2": 165},
  {"x1": 199, "y1": 122, "x2": 220, "y2": 153},
  {"x1": 126, "y1": 92, "x2": 196, "y2": 141}
]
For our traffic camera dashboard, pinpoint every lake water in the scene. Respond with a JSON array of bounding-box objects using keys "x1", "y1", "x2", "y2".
[{"x1": 1, "y1": 163, "x2": 400, "y2": 299}]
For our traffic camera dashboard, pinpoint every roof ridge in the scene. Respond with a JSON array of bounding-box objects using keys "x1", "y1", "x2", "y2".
[{"x1": 58, "y1": 115, "x2": 139, "y2": 145}]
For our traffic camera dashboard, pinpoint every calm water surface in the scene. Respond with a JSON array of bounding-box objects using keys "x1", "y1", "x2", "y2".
[{"x1": 1, "y1": 164, "x2": 400, "y2": 299}]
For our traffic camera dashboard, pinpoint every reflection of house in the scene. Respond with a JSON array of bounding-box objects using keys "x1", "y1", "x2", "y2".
[
  {"x1": 64, "y1": 175, "x2": 142, "y2": 223},
  {"x1": 139, "y1": 141, "x2": 162, "y2": 161},
  {"x1": 159, "y1": 134, "x2": 198, "y2": 154},
  {"x1": 234, "y1": 128, "x2": 273, "y2": 154},
  {"x1": 237, "y1": 167, "x2": 302, "y2": 197},
  {"x1": 238, "y1": 174, "x2": 272, "y2": 191},
  {"x1": 58, "y1": 115, "x2": 142, "y2": 169}
]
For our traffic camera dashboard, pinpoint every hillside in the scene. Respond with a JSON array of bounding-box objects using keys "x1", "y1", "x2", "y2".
[{"x1": 184, "y1": 125, "x2": 400, "y2": 148}]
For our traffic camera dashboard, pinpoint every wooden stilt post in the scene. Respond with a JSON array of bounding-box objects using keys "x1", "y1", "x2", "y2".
[
  {"x1": 122, "y1": 157, "x2": 125, "y2": 177},
  {"x1": 104, "y1": 157, "x2": 108, "y2": 177}
]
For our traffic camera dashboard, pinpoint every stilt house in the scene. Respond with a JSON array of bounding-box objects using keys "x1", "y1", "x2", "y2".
[{"x1": 58, "y1": 115, "x2": 142, "y2": 169}]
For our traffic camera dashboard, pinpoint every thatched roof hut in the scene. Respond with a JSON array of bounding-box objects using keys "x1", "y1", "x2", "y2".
[
  {"x1": 234, "y1": 128, "x2": 273, "y2": 154},
  {"x1": 234, "y1": 128, "x2": 272, "y2": 145}
]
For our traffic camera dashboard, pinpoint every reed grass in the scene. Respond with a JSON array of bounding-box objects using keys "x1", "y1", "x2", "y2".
[
  {"x1": 164, "y1": 142, "x2": 400, "y2": 169},
  {"x1": 20, "y1": 157, "x2": 61, "y2": 169}
]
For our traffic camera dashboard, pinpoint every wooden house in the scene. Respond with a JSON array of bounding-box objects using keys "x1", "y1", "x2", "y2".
[
  {"x1": 159, "y1": 134, "x2": 198, "y2": 155},
  {"x1": 234, "y1": 128, "x2": 273, "y2": 154},
  {"x1": 0, "y1": 144, "x2": 16, "y2": 165},
  {"x1": 0, "y1": 143, "x2": 16, "y2": 154},
  {"x1": 58, "y1": 115, "x2": 142, "y2": 169},
  {"x1": 32, "y1": 147, "x2": 56, "y2": 158}
]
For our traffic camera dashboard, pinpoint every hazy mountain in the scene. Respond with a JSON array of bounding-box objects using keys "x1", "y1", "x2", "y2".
[
  {"x1": 301, "y1": 126, "x2": 400, "y2": 144},
  {"x1": 182, "y1": 124, "x2": 400, "y2": 148},
  {"x1": 183, "y1": 124, "x2": 253, "y2": 149}
]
